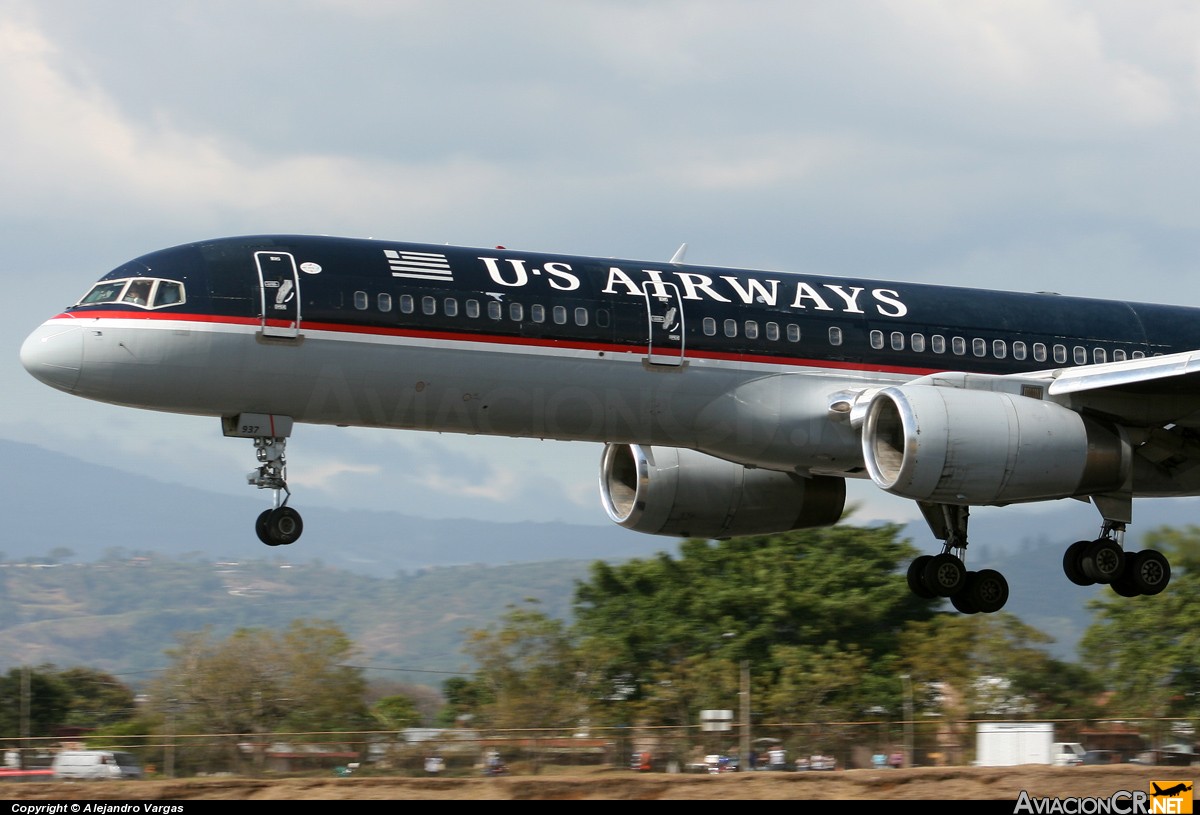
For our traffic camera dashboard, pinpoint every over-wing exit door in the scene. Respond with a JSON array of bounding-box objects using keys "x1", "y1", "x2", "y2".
[
  {"x1": 643, "y1": 281, "x2": 684, "y2": 366},
  {"x1": 255, "y1": 251, "x2": 301, "y2": 338}
]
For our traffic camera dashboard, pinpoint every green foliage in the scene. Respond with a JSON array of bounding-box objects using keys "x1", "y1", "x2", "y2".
[
  {"x1": 144, "y1": 620, "x2": 371, "y2": 773},
  {"x1": 53, "y1": 665, "x2": 138, "y2": 729},
  {"x1": 372, "y1": 695, "x2": 421, "y2": 730},
  {"x1": 437, "y1": 675, "x2": 493, "y2": 727},
  {"x1": 0, "y1": 665, "x2": 137, "y2": 742},
  {"x1": 462, "y1": 602, "x2": 587, "y2": 730},
  {"x1": 898, "y1": 613, "x2": 1103, "y2": 720},
  {"x1": 571, "y1": 525, "x2": 938, "y2": 725},
  {"x1": 0, "y1": 668, "x2": 70, "y2": 741}
]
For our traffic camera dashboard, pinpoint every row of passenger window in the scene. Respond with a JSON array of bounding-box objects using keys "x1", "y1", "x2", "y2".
[
  {"x1": 355, "y1": 290, "x2": 1148, "y2": 366},
  {"x1": 354, "y1": 290, "x2": 601, "y2": 328},
  {"x1": 866, "y1": 329, "x2": 1145, "y2": 365}
]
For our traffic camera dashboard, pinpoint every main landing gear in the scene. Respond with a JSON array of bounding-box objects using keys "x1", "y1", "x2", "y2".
[
  {"x1": 222, "y1": 413, "x2": 303, "y2": 547},
  {"x1": 905, "y1": 502, "x2": 1172, "y2": 614},
  {"x1": 1061, "y1": 520, "x2": 1170, "y2": 597},
  {"x1": 906, "y1": 504, "x2": 1009, "y2": 614}
]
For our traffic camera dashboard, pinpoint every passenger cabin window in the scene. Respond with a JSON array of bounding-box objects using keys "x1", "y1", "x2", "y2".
[
  {"x1": 400, "y1": 294, "x2": 414, "y2": 314},
  {"x1": 531, "y1": 304, "x2": 545, "y2": 323},
  {"x1": 891, "y1": 332, "x2": 904, "y2": 351},
  {"x1": 354, "y1": 291, "x2": 369, "y2": 310},
  {"x1": 952, "y1": 337, "x2": 966, "y2": 355},
  {"x1": 1053, "y1": 344, "x2": 1067, "y2": 364},
  {"x1": 1113, "y1": 349, "x2": 1126, "y2": 361},
  {"x1": 443, "y1": 298, "x2": 458, "y2": 317},
  {"x1": 466, "y1": 299, "x2": 480, "y2": 318},
  {"x1": 972, "y1": 338, "x2": 986, "y2": 357},
  {"x1": 1093, "y1": 348, "x2": 1107, "y2": 364},
  {"x1": 787, "y1": 324, "x2": 801, "y2": 342},
  {"x1": 488, "y1": 301, "x2": 502, "y2": 320},
  {"x1": 745, "y1": 321, "x2": 759, "y2": 339},
  {"x1": 77, "y1": 278, "x2": 186, "y2": 310},
  {"x1": 1013, "y1": 341, "x2": 1027, "y2": 361},
  {"x1": 828, "y1": 326, "x2": 843, "y2": 346},
  {"x1": 378, "y1": 293, "x2": 393, "y2": 312},
  {"x1": 993, "y1": 339, "x2": 1006, "y2": 359},
  {"x1": 703, "y1": 317, "x2": 717, "y2": 336},
  {"x1": 766, "y1": 322, "x2": 779, "y2": 341},
  {"x1": 509, "y1": 303, "x2": 524, "y2": 322},
  {"x1": 422, "y1": 296, "x2": 436, "y2": 315},
  {"x1": 574, "y1": 307, "x2": 589, "y2": 327},
  {"x1": 1073, "y1": 346, "x2": 1087, "y2": 365},
  {"x1": 910, "y1": 334, "x2": 925, "y2": 352},
  {"x1": 931, "y1": 335, "x2": 946, "y2": 354},
  {"x1": 553, "y1": 306, "x2": 567, "y2": 324},
  {"x1": 724, "y1": 319, "x2": 737, "y2": 337},
  {"x1": 870, "y1": 330, "x2": 884, "y2": 350},
  {"x1": 1033, "y1": 343, "x2": 1047, "y2": 362}
]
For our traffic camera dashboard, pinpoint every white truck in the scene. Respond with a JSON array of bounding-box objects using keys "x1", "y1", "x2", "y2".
[{"x1": 976, "y1": 722, "x2": 1086, "y2": 766}]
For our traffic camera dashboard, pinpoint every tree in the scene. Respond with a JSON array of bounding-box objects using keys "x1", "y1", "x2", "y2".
[
  {"x1": 146, "y1": 619, "x2": 370, "y2": 773},
  {"x1": 0, "y1": 667, "x2": 69, "y2": 743},
  {"x1": 436, "y1": 675, "x2": 493, "y2": 727},
  {"x1": 895, "y1": 610, "x2": 1103, "y2": 764},
  {"x1": 571, "y1": 525, "x2": 939, "y2": 727},
  {"x1": 372, "y1": 695, "x2": 421, "y2": 730},
  {"x1": 52, "y1": 666, "x2": 137, "y2": 729},
  {"x1": 462, "y1": 601, "x2": 587, "y2": 731}
]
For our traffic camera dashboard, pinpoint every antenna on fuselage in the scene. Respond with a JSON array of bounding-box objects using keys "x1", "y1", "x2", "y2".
[{"x1": 669, "y1": 243, "x2": 688, "y2": 265}]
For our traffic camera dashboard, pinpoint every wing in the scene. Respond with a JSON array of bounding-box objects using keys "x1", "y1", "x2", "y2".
[{"x1": 1023, "y1": 348, "x2": 1200, "y2": 428}]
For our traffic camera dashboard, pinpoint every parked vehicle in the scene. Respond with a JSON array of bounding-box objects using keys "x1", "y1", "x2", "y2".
[
  {"x1": 1053, "y1": 742, "x2": 1086, "y2": 766},
  {"x1": 51, "y1": 750, "x2": 143, "y2": 780}
]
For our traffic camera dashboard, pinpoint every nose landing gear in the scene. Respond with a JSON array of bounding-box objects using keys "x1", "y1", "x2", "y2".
[{"x1": 223, "y1": 413, "x2": 303, "y2": 546}]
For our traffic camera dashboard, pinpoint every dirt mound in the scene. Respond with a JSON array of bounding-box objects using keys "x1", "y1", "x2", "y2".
[{"x1": 3, "y1": 765, "x2": 1177, "y2": 800}]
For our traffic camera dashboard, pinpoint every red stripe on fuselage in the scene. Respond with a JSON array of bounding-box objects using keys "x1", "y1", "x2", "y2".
[{"x1": 49, "y1": 309, "x2": 942, "y2": 378}]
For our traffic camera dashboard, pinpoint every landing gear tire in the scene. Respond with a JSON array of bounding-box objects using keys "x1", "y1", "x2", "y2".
[
  {"x1": 907, "y1": 555, "x2": 937, "y2": 599},
  {"x1": 1110, "y1": 572, "x2": 1140, "y2": 598},
  {"x1": 1063, "y1": 540, "x2": 1094, "y2": 586},
  {"x1": 964, "y1": 568, "x2": 1009, "y2": 614},
  {"x1": 951, "y1": 575, "x2": 980, "y2": 614},
  {"x1": 1127, "y1": 549, "x2": 1171, "y2": 596},
  {"x1": 923, "y1": 553, "x2": 966, "y2": 597},
  {"x1": 256, "y1": 510, "x2": 276, "y2": 546},
  {"x1": 1081, "y1": 538, "x2": 1125, "y2": 584},
  {"x1": 259, "y1": 506, "x2": 303, "y2": 546}
]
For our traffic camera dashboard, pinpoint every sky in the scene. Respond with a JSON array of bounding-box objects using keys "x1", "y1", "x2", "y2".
[{"x1": 3, "y1": 0, "x2": 1200, "y2": 534}]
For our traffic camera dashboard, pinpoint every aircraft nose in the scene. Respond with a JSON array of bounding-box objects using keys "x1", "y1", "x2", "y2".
[{"x1": 20, "y1": 321, "x2": 83, "y2": 393}]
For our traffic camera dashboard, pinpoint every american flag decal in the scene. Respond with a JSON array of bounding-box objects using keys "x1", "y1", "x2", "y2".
[{"x1": 384, "y1": 249, "x2": 454, "y2": 282}]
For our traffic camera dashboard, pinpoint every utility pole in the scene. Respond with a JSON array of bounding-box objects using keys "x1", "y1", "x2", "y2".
[
  {"x1": 740, "y1": 660, "x2": 750, "y2": 770},
  {"x1": 902, "y1": 674, "x2": 914, "y2": 767},
  {"x1": 20, "y1": 666, "x2": 30, "y2": 749}
]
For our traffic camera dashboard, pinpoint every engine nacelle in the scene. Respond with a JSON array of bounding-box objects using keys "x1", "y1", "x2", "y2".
[
  {"x1": 599, "y1": 444, "x2": 846, "y2": 538},
  {"x1": 861, "y1": 384, "x2": 1128, "y2": 504}
]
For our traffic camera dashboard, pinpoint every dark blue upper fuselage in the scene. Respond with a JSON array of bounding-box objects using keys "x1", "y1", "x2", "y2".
[{"x1": 70, "y1": 234, "x2": 1199, "y2": 377}]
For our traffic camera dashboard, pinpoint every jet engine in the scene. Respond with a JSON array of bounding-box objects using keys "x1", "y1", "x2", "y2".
[
  {"x1": 861, "y1": 384, "x2": 1128, "y2": 504},
  {"x1": 599, "y1": 443, "x2": 846, "y2": 538}
]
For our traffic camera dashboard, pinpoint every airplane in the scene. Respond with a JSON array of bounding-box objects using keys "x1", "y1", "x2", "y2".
[
  {"x1": 19, "y1": 234, "x2": 1192, "y2": 614},
  {"x1": 1152, "y1": 783, "x2": 1193, "y2": 797}
]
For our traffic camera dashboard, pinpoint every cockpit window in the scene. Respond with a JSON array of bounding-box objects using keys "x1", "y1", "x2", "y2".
[
  {"x1": 76, "y1": 278, "x2": 186, "y2": 309},
  {"x1": 79, "y1": 282, "x2": 127, "y2": 305}
]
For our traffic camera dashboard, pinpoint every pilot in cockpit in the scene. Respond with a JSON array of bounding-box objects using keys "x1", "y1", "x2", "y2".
[{"x1": 123, "y1": 280, "x2": 152, "y2": 306}]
